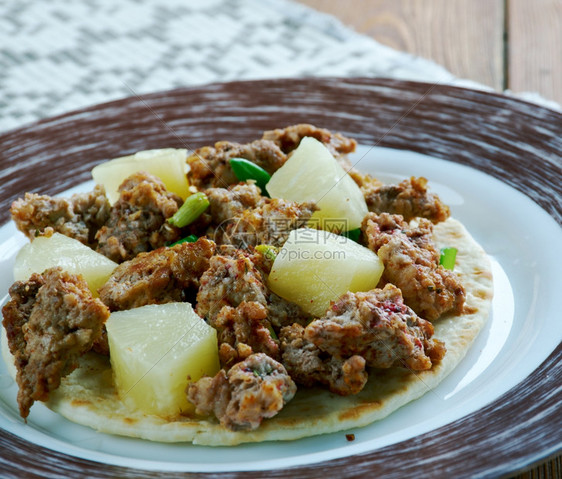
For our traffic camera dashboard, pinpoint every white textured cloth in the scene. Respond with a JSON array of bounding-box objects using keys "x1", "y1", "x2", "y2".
[{"x1": 0, "y1": 0, "x2": 558, "y2": 132}]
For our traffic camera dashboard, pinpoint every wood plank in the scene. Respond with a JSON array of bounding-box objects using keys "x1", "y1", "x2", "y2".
[
  {"x1": 508, "y1": 0, "x2": 562, "y2": 105},
  {"x1": 297, "y1": 0, "x2": 504, "y2": 90}
]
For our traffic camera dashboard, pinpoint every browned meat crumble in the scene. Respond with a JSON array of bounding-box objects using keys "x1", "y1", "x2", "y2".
[
  {"x1": 2, "y1": 267, "x2": 109, "y2": 418},
  {"x1": 197, "y1": 251, "x2": 308, "y2": 324},
  {"x1": 95, "y1": 171, "x2": 182, "y2": 263},
  {"x1": 11, "y1": 184, "x2": 110, "y2": 247},
  {"x1": 99, "y1": 237, "x2": 216, "y2": 311},
  {"x1": 304, "y1": 285, "x2": 446, "y2": 371},
  {"x1": 187, "y1": 140, "x2": 286, "y2": 190},
  {"x1": 215, "y1": 301, "x2": 280, "y2": 366},
  {"x1": 222, "y1": 198, "x2": 318, "y2": 249},
  {"x1": 362, "y1": 212, "x2": 465, "y2": 321},
  {"x1": 187, "y1": 353, "x2": 296, "y2": 431},
  {"x1": 348, "y1": 170, "x2": 384, "y2": 197},
  {"x1": 196, "y1": 253, "x2": 268, "y2": 322},
  {"x1": 365, "y1": 177, "x2": 450, "y2": 224},
  {"x1": 205, "y1": 183, "x2": 263, "y2": 226},
  {"x1": 280, "y1": 323, "x2": 368, "y2": 395}
]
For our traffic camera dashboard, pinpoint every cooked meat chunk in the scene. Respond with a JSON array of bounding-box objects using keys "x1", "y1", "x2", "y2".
[
  {"x1": 349, "y1": 169, "x2": 383, "y2": 197},
  {"x1": 95, "y1": 172, "x2": 182, "y2": 263},
  {"x1": 246, "y1": 248, "x2": 311, "y2": 329},
  {"x1": 196, "y1": 252, "x2": 308, "y2": 331},
  {"x1": 206, "y1": 183, "x2": 263, "y2": 225},
  {"x1": 304, "y1": 285, "x2": 446, "y2": 371},
  {"x1": 71, "y1": 185, "x2": 113, "y2": 243},
  {"x1": 280, "y1": 324, "x2": 368, "y2": 395},
  {"x1": 223, "y1": 198, "x2": 318, "y2": 248},
  {"x1": 99, "y1": 238, "x2": 216, "y2": 311},
  {"x1": 266, "y1": 293, "x2": 311, "y2": 329},
  {"x1": 196, "y1": 253, "x2": 268, "y2": 322},
  {"x1": 187, "y1": 140, "x2": 286, "y2": 189},
  {"x1": 248, "y1": 247, "x2": 277, "y2": 277},
  {"x1": 262, "y1": 124, "x2": 356, "y2": 168},
  {"x1": 10, "y1": 185, "x2": 110, "y2": 247},
  {"x1": 215, "y1": 301, "x2": 280, "y2": 367},
  {"x1": 187, "y1": 353, "x2": 296, "y2": 431},
  {"x1": 362, "y1": 213, "x2": 465, "y2": 320},
  {"x1": 1, "y1": 267, "x2": 109, "y2": 418},
  {"x1": 365, "y1": 177, "x2": 450, "y2": 224}
]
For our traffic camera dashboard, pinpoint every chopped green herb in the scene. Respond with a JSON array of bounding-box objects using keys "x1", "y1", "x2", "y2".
[
  {"x1": 342, "y1": 228, "x2": 361, "y2": 243},
  {"x1": 255, "y1": 244, "x2": 278, "y2": 261},
  {"x1": 169, "y1": 234, "x2": 199, "y2": 247},
  {"x1": 252, "y1": 364, "x2": 273, "y2": 378},
  {"x1": 168, "y1": 192, "x2": 209, "y2": 228},
  {"x1": 267, "y1": 323, "x2": 278, "y2": 340},
  {"x1": 439, "y1": 247, "x2": 458, "y2": 270},
  {"x1": 229, "y1": 157, "x2": 271, "y2": 194}
]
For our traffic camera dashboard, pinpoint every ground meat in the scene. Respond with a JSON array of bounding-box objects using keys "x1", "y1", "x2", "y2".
[
  {"x1": 1, "y1": 267, "x2": 109, "y2": 418},
  {"x1": 248, "y1": 247, "x2": 277, "y2": 278},
  {"x1": 262, "y1": 124, "x2": 357, "y2": 169},
  {"x1": 214, "y1": 301, "x2": 280, "y2": 367},
  {"x1": 206, "y1": 183, "x2": 263, "y2": 226},
  {"x1": 95, "y1": 172, "x2": 182, "y2": 263},
  {"x1": 304, "y1": 285, "x2": 446, "y2": 371},
  {"x1": 10, "y1": 185, "x2": 110, "y2": 247},
  {"x1": 246, "y1": 249, "x2": 311, "y2": 329},
  {"x1": 349, "y1": 169, "x2": 384, "y2": 197},
  {"x1": 187, "y1": 353, "x2": 296, "y2": 431},
  {"x1": 365, "y1": 177, "x2": 450, "y2": 224},
  {"x1": 99, "y1": 237, "x2": 216, "y2": 311},
  {"x1": 71, "y1": 185, "x2": 112, "y2": 244},
  {"x1": 266, "y1": 293, "x2": 311, "y2": 329},
  {"x1": 362, "y1": 213, "x2": 465, "y2": 321},
  {"x1": 280, "y1": 324, "x2": 368, "y2": 395},
  {"x1": 196, "y1": 253, "x2": 268, "y2": 322},
  {"x1": 187, "y1": 140, "x2": 287, "y2": 189},
  {"x1": 196, "y1": 252, "x2": 308, "y2": 334},
  {"x1": 222, "y1": 198, "x2": 318, "y2": 249}
]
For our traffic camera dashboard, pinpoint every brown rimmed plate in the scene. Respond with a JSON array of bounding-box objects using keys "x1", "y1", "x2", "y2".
[{"x1": 0, "y1": 78, "x2": 560, "y2": 478}]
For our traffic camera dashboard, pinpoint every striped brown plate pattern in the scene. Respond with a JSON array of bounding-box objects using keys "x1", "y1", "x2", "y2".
[{"x1": 0, "y1": 78, "x2": 560, "y2": 478}]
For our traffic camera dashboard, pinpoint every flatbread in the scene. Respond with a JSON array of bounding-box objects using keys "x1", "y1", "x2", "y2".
[{"x1": 2, "y1": 217, "x2": 493, "y2": 446}]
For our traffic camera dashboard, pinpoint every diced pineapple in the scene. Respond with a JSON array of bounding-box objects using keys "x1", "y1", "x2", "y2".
[
  {"x1": 92, "y1": 148, "x2": 189, "y2": 204},
  {"x1": 106, "y1": 302, "x2": 219, "y2": 417},
  {"x1": 268, "y1": 228, "x2": 384, "y2": 317},
  {"x1": 13, "y1": 233, "x2": 117, "y2": 296},
  {"x1": 266, "y1": 137, "x2": 368, "y2": 231}
]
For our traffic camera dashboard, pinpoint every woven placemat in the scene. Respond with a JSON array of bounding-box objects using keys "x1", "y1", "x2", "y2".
[{"x1": 3, "y1": 0, "x2": 558, "y2": 133}]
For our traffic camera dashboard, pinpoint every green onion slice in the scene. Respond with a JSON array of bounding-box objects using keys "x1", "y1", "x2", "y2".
[
  {"x1": 229, "y1": 157, "x2": 271, "y2": 193},
  {"x1": 169, "y1": 234, "x2": 199, "y2": 247},
  {"x1": 439, "y1": 247, "x2": 458, "y2": 270},
  {"x1": 341, "y1": 228, "x2": 361, "y2": 243},
  {"x1": 168, "y1": 192, "x2": 209, "y2": 228},
  {"x1": 255, "y1": 244, "x2": 278, "y2": 261},
  {"x1": 267, "y1": 323, "x2": 278, "y2": 341}
]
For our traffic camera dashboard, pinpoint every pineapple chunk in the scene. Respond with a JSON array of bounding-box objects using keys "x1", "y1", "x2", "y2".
[
  {"x1": 92, "y1": 148, "x2": 189, "y2": 204},
  {"x1": 13, "y1": 233, "x2": 117, "y2": 296},
  {"x1": 266, "y1": 137, "x2": 368, "y2": 231},
  {"x1": 268, "y1": 228, "x2": 384, "y2": 317},
  {"x1": 106, "y1": 302, "x2": 219, "y2": 417}
]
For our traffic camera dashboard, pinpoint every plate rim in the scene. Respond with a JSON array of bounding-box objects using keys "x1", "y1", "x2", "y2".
[{"x1": 0, "y1": 77, "x2": 560, "y2": 478}]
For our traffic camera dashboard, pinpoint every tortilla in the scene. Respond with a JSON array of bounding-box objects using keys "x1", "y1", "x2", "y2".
[{"x1": 2, "y1": 217, "x2": 493, "y2": 446}]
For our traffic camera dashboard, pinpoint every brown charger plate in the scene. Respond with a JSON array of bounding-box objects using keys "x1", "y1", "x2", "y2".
[{"x1": 0, "y1": 78, "x2": 560, "y2": 478}]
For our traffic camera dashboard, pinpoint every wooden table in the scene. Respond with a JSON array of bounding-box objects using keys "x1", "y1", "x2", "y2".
[
  {"x1": 297, "y1": 1, "x2": 561, "y2": 478},
  {"x1": 298, "y1": 0, "x2": 561, "y2": 106}
]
